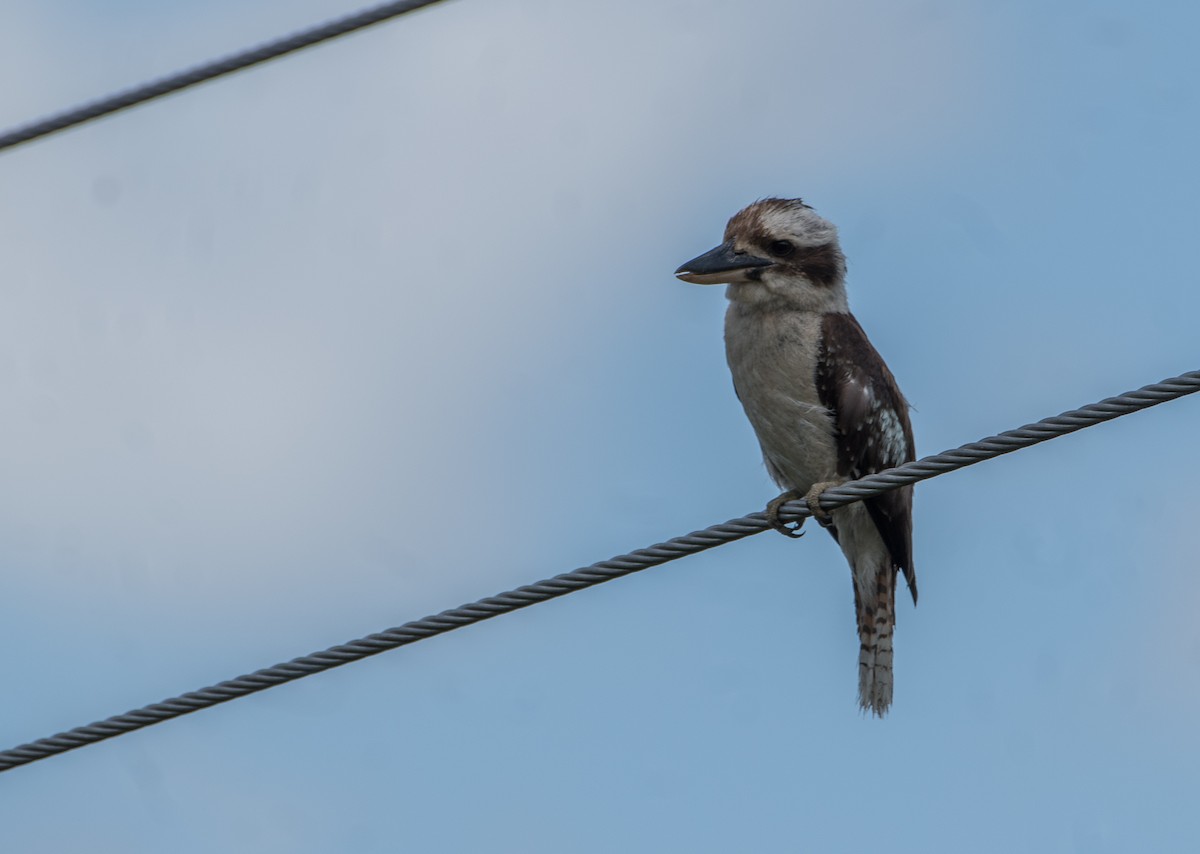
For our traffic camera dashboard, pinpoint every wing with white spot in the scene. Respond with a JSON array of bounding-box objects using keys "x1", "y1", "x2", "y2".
[{"x1": 816, "y1": 312, "x2": 917, "y2": 602}]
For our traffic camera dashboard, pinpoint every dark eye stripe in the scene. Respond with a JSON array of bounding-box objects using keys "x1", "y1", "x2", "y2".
[{"x1": 799, "y1": 243, "x2": 845, "y2": 286}]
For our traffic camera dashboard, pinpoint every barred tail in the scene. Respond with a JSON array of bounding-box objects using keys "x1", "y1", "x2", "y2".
[{"x1": 855, "y1": 565, "x2": 896, "y2": 717}]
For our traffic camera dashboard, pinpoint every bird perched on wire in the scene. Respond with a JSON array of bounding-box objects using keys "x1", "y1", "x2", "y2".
[{"x1": 675, "y1": 198, "x2": 916, "y2": 717}]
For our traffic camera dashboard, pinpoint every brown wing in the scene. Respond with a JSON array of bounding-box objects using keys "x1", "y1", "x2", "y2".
[{"x1": 816, "y1": 312, "x2": 917, "y2": 604}]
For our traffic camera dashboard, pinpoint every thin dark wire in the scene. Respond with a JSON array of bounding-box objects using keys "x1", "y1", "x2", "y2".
[
  {"x1": 0, "y1": 368, "x2": 1196, "y2": 773},
  {"x1": 0, "y1": 0, "x2": 452, "y2": 153}
]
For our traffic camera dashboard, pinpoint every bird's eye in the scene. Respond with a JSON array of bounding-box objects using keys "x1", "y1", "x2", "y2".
[{"x1": 767, "y1": 239, "x2": 795, "y2": 258}]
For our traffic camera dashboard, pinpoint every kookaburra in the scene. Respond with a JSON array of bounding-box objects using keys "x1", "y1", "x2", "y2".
[{"x1": 675, "y1": 198, "x2": 916, "y2": 717}]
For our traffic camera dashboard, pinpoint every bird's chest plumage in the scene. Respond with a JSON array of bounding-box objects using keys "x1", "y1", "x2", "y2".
[{"x1": 724, "y1": 306, "x2": 837, "y2": 490}]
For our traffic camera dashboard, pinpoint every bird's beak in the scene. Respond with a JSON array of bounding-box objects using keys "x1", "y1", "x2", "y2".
[{"x1": 674, "y1": 241, "x2": 774, "y2": 285}]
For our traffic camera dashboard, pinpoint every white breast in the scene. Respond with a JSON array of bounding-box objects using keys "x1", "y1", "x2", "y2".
[{"x1": 723, "y1": 305, "x2": 838, "y2": 491}]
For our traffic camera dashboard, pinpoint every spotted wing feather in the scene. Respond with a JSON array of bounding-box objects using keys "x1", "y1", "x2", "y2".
[{"x1": 816, "y1": 312, "x2": 917, "y2": 603}]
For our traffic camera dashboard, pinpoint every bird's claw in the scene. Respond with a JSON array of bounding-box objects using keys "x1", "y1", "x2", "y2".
[
  {"x1": 765, "y1": 490, "x2": 805, "y2": 538},
  {"x1": 805, "y1": 481, "x2": 839, "y2": 529}
]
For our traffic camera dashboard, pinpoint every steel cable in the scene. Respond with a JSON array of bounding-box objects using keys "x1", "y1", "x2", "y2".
[
  {"x1": 0, "y1": 0, "x2": 452, "y2": 153},
  {"x1": 0, "y1": 368, "x2": 1196, "y2": 773}
]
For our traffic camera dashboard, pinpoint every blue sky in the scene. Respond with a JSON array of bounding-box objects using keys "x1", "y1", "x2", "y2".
[{"x1": 1, "y1": 1, "x2": 1198, "y2": 851}]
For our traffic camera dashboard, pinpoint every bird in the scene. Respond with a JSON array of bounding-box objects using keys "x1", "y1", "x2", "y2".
[{"x1": 675, "y1": 198, "x2": 916, "y2": 717}]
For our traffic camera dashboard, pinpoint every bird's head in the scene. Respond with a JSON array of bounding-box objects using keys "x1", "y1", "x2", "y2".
[{"x1": 675, "y1": 198, "x2": 847, "y2": 310}]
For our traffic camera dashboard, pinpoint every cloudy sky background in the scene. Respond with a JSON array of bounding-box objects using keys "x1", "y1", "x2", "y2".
[{"x1": 1, "y1": 0, "x2": 1198, "y2": 851}]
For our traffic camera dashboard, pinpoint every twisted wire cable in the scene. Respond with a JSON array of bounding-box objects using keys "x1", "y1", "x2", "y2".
[
  {"x1": 0, "y1": 368, "x2": 1196, "y2": 773},
  {"x1": 793, "y1": 369, "x2": 1200, "y2": 517},
  {"x1": 0, "y1": 0, "x2": 452, "y2": 153}
]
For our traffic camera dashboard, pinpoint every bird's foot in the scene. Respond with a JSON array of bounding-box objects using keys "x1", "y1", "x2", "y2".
[
  {"x1": 765, "y1": 490, "x2": 805, "y2": 538},
  {"x1": 805, "y1": 481, "x2": 839, "y2": 529}
]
